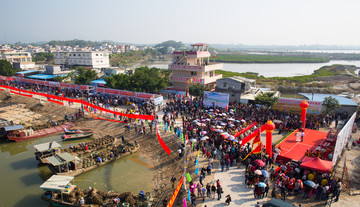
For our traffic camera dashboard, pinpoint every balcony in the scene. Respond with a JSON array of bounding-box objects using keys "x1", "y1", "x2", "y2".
[
  {"x1": 204, "y1": 74, "x2": 223, "y2": 84},
  {"x1": 168, "y1": 62, "x2": 223, "y2": 72}
]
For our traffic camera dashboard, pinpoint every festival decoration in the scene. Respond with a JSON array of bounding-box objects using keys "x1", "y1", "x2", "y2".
[
  {"x1": 167, "y1": 176, "x2": 184, "y2": 207},
  {"x1": 264, "y1": 120, "x2": 275, "y2": 157},
  {"x1": 299, "y1": 100, "x2": 309, "y2": 129}
]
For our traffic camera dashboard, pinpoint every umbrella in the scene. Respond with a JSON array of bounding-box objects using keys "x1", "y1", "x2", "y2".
[
  {"x1": 254, "y1": 169, "x2": 262, "y2": 175},
  {"x1": 232, "y1": 139, "x2": 239, "y2": 143},
  {"x1": 196, "y1": 122, "x2": 202, "y2": 126},
  {"x1": 241, "y1": 119, "x2": 246, "y2": 123},
  {"x1": 228, "y1": 118, "x2": 235, "y2": 121},
  {"x1": 216, "y1": 126, "x2": 222, "y2": 129},
  {"x1": 229, "y1": 124, "x2": 235, "y2": 127},
  {"x1": 222, "y1": 113, "x2": 227, "y2": 116},
  {"x1": 258, "y1": 182, "x2": 267, "y2": 188},
  {"x1": 190, "y1": 138, "x2": 197, "y2": 142},
  {"x1": 201, "y1": 119, "x2": 206, "y2": 122},
  {"x1": 201, "y1": 136, "x2": 208, "y2": 141},
  {"x1": 200, "y1": 131, "x2": 207, "y2": 135},
  {"x1": 235, "y1": 120, "x2": 240, "y2": 123},
  {"x1": 205, "y1": 118, "x2": 210, "y2": 121},
  {"x1": 215, "y1": 109, "x2": 220, "y2": 112},
  {"x1": 255, "y1": 159, "x2": 266, "y2": 167},
  {"x1": 220, "y1": 122, "x2": 227, "y2": 126},
  {"x1": 228, "y1": 135, "x2": 235, "y2": 140},
  {"x1": 304, "y1": 180, "x2": 316, "y2": 188},
  {"x1": 215, "y1": 129, "x2": 223, "y2": 133},
  {"x1": 209, "y1": 109, "x2": 214, "y2": 112},
  {"x1": 261, "y1": 170, "x2": 269, "y2": 177}
]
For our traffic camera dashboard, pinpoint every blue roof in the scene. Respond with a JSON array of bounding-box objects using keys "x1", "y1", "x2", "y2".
[
  {"x1": 27, "y1": 74, "x2": 58, "y2": 80},
  {"x1": 4, "y1": 125, "x2": 24, "y2": 131},
  {"x1": 91, "y1": 79, "x2": 107, "y2": 84},
  {"x1": 299, "y1": 93, "x2": 358, "y2": 107},
  {"x1": 16, "y1": 70, "x2": 41, "y2": 74}
]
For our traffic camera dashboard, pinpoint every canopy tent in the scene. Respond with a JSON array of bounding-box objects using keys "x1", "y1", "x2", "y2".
[
  {"x1": 40, "y1": 175, "x2": 74, "y2": 191},
  {"x1": 46, "y1": 153, "x2": 75, "y2": 166},
  {"x1": 34, "y1": 141, "x2": 61, "y2": 152},
  {"x1": 4, "y1": 125, "x2": 24, "y2": 131},
  {"x1": 300, "y1": 157, "x2": 332, "y2": 173}
]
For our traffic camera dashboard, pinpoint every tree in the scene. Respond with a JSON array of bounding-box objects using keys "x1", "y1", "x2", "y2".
[
  {"x1": 74, "y1": 67, "x2": 98, "y2": 85},
  {"x1": 33, "y1": 52, "x2": 53, "y2": 63},
  {"x1": 104, "y1": 66, "x2": 169, "y2": 93},
  {"x1": 255, "y1": 92, "x2": 278, "y2": 108},
  {"x1": 0, "y1": 60, "x2": 20, "y2": 76},
  {"x1": 323, "y1": 96, "x2": 340, "y2": 114},
  {"x1": 188, "y1": 83, "x2": 209, "y2": 99}
]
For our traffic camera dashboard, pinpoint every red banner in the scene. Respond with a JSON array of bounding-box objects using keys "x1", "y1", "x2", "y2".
[
  {"x1": 0, "y1": 85, "x2": 154, "y2": 120},
  {"x1": 156, "y1": 130, "x2": 171, "y2": 155},
  {"x1": 119, "y1": 91, "x2": 135, "y2": 97},
  {"x1": 104, "y1": 88, "x2": 119, "y2": 95},
  {"x1": 10, "y1": 90, "x2": 33, "y2": 97},
  {"x1": 60, "y1": 83, "x2": 71, "y2": 88},
  {"x1": 84, "y1": 106, "x2": 127, "y2": 123},
  {"x1": 167, "y1": 176, "x2": 184, "y2": 207},
  {"x1": 47, "y1": 98, "x2": 64, "y2": 105},
  {"x1": 135, "y1": 93, "x2": 153, "y2": 99},
  {"x1": 240, "y1": 125, "x2": 265, "y2": 147},
  {"x1": 234, "y1": 122, "x2": 258, "y2": 138},
  {"x1": 96, "y1": 88, "x2": 104, "y2": 93}
]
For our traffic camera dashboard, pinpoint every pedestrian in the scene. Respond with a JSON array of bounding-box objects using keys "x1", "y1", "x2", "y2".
[
  {"x1": 220, "y1": 159, "x2": 225, "y2": 172},
  {"x1": 206, "y1": 183, "x2": 211, "y2": 198},
  {"x1": 191, "y1": 193, "x2": 196, "y2": 207},
  {"x1": 334, "y1": 179, "x2": 342, "y2": 202},
  {"x1": 255, "y1": 201, "x2": 260, "y2": 207},
  {"x1": 199, "y1": 174, "x2": 204, "y2": 186},
  {"x1": 225, "y1": 194, "x2": 232, "y2": 206},
  {"x1": 201, "y1": 187, "x2": 206, "y2": 201},
  {"x1": 121, "y1": 135, "x2": 125, "y2": 142},
  {"x1": 280, "y1": 184, "x2": 286, "y2": 201},
  {"x1": 217, "y1": 185, "x2": 223, "y2": 200},
  {"x1": 211, "y1": 184, "x2": 216, "y2": 199},
  {"x1": 170, "y1": 176, "x2": 176, "y2": 188},
  {"x1": 162, "y1": 198, "x2": 167, "y2": 207}
]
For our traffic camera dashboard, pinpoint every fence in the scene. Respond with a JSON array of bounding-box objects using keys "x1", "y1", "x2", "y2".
[{"x1": 332, "y1": 112, "x2": 356, "y2": 167}]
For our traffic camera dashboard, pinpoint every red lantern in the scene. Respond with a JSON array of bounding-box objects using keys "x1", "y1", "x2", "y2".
[
  {"x1": 264, "y1": 120, "x2": 275, "y2": 158},
  {"x1": 299, "y1": 100, "x2": 309, "y2": 129}
]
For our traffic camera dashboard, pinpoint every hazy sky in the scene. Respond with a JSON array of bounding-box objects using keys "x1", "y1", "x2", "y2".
[{"x1": 1, "y1": 0, "x2": 360, "y2": 45}]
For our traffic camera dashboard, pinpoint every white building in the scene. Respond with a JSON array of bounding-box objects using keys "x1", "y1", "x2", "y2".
[
  {"x1": 53, "y1": 51, "x2": 110, "y2": 68},
  {"x1": 1, "y1": 51, "x2": 35, "y2": 69}
]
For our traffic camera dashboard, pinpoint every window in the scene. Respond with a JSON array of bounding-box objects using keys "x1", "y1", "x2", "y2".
[
  {"x1": 78, "y1": 54, "x2": 81, "y2": 56},
  {"x1": 100, "y1": 54, "x2": 102, "y2": 56},
  {"x1": 210, "y1": 71, "x2": 214, "y2": 77},
  {"x1": 223, "y1": 83, "x2": 227, "y2": 87},
  {"x1": 73, "y1": 54, "x2": 76, "y2": 56},
  {"x1": 27, "y1": 58, "x2": 30, "y2": 62},
  {"x1": 232, "y1": 94, "x2": 235, "y2": 97}
]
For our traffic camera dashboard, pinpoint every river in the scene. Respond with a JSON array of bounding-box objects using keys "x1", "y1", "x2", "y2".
[
  {"x1": 0, "y1": 134, "x2": 153, "y2": 207},
  {"x1": 147, "y1": 60, "x2": 360, "y2": 77}
]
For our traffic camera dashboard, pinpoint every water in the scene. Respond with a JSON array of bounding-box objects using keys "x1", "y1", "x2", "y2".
[
  {"x1": 0, "y1": 134, "x2": 153, "y2": 207},
  {"x1": 147, "y1": 60, "x2": 360, "y2": 77}
]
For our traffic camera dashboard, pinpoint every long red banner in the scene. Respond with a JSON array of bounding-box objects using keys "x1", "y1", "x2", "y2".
[
  {"x1": 10, "y1": 90, "x2": 33, "y2": 97},
  {"x1": 84, "y1": 106, "x2": 127, "y2": 123},
  {"x1": 47, "y1": 98, "x2": 64, "y2": 105},
  {"x1": 234, "y1": 122, "x2": 258, "y2": 138},
  {"x1": 167, "y1": 176, "x2": 184, "y2": 207},
  {"x1": 240, "y1": 125, "x2": 265, "y2": 147},
  {"x1": 0, "y1": 85, "x2": 154, "y2": 120}
]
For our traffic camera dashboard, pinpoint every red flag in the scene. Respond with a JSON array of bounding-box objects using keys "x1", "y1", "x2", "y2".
[
  {"x1": 252, "y1": 129, "x2": 261, "y2": 148},
  {"x1": 187, "y1": 79, "x2": 189, "y2": 84},
  {"x1": 213, "y1": 55, "x2": 216, "y2": 59},
  {"x1": 243, "y1": 142, "x2": 262, "y2": 160},
  {"x1": 194, "y1": 77, "x2": 196, "y2": 82},
  {"x1": 225, "y1": 106, "x2": 228, "y2": 111}
]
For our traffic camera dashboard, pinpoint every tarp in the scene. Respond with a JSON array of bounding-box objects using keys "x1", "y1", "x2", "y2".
[
  {"x1": 46, "y1": 153, "x2": 75, "y2": 166},
  {"x1": 300, "y1": 157, "x2": 332, "y2": 173},
  {"x1": 34, "y1": 141, "x2": 61, "y2": 152},
  {"x1": 40, "y1": 175, "x2": 74, "y2": 191},
  {"x1": 4, "y1": 125, "x2": 24, "y2": 131},
  {"x1": 27, "y1": 74, "x2": 58, "y2": 80}
]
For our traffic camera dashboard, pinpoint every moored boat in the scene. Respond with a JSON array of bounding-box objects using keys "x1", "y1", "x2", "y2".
[
  {"x1": 6, "y1": 122, "x2": 74, "y2": 142},
  {"x1": 46, "y1": 140, "x2": 140, "y2": 177},
  {"x1": 64, "y1": 128, "x2": 92, "y2": 135},
  {"x1": 61, "y1": 132, "x2": 94, "y2": 141},
  {"x1": 40, "y1": 175, "x2": 152, "y2": 207},
  {"x1": 34, "y1": 141, "x2": 61, "y2": 164}
]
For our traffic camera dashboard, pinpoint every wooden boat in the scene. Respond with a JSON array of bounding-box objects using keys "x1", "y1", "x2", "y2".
[
  {"x1": 40, "y1": 175, "x2": 152, "y2": 207},
  {"x1": 7, "y1": 122, "x2": 74, "y2": 142},
  {"x1": 61, "y1": 132, "x2": 94, "y2": 141},
  {"x1": 34, "y1": 141, "x2": 61, "y2": 164},
  {"x1": 47, "y1": 140, "x2": 140, "y2": 177},
  {"x1": 64, "y1": 128, "x2": 92, "y2": 135}
]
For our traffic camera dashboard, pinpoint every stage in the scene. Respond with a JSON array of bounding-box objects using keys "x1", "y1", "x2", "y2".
[{"x1": 276, "y1": 128, "x2": 328, "y2": 162}]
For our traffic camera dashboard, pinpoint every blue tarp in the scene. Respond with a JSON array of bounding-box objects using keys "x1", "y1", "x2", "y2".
[
  {"x1": 27, "y1": 74, "x2": 58, "y2": 80},
  {"x1": 91, "y1": 79, "x2": 107, "y2": 85},
  {"x1": 16, "y1": 70, "x2": 41, "y2": 74},
  {"x1": 299, "y1": 93, "x2": 358, "y2": 107},
  {"x1": 4, "y1": 125, "x2": 24, "y2": 131}
]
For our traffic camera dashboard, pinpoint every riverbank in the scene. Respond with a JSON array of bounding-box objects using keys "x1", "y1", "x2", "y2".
[{"x1": 0, "y1": 90, "x2": 182, "y2": 206}]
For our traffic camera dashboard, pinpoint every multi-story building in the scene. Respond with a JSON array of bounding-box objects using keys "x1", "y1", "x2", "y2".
[
  {"x1": 1, "y1": 51, "x2": 35, "y2": 69},
  {"x1": 167, "y1": 43, "x2": 223, "y2": 94},
  {"x1": 53, "y1": 51, "x2": 110, "y2": 68}
]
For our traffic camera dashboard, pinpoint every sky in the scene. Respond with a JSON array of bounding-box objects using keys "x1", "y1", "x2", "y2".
[{"x1": 1, "y1": 0, "x2": 360, "y2": 46}]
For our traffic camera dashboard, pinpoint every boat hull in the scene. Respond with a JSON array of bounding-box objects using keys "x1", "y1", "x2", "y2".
[
  {"x1": 64, "y1": 129, "x2": 92, "y2": 135},
  {"x1": 7, "y1": 122, "x2": 74, "y2": 142},
  {"x1": 61, "y1": 132, "x2": 94, "y2": 141}
]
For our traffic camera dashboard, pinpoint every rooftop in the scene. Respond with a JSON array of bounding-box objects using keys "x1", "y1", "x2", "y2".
[
  {"x1": 299, "y1": 93, "x2": 358, "y2": 107},
  {"x1": 191, "y1": 43, "x2": 208, "y2": 46},
  {"x1": 34, "y1": 141, "x2": 61, "y2": 152},
  {"x1": 16, "y1": 70, "x2": 41, "y2": 74},
  {"x1": 40, "y1": 175, "x2": 74, "y2": 191},
  {"x1": 225, "y1": 76, "x2": 255, "y2": 83},
  {"x1": 46, "y1": 153, "x2": 75, "y2": 166},
  {"x1": 27, "y1": 74, "x2": 58, "y2": 80}
]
